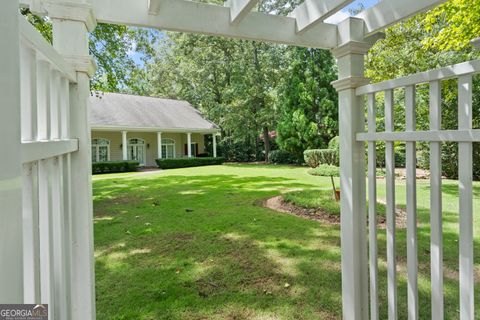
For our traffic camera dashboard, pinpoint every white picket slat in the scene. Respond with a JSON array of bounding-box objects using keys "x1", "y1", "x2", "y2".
[
  {"x1": 458, "y1": 75, "x2": 474, "y2": 320},
  {"x1": 51, "y1": 156, "x2": 67, "y2": 319},
  {"x1": 384, "y1": 89, "x2": 397, "y2": 320},
  {"x1": 37, "y1": 60, "x2": 50, "y2": 140},
  {"x1": 405, "y1": 85, "x2": 418, "y2": 320},
  {"x1": 50, "y1": 70, "x2": 61, "y2": 140},
  {"x1": 367, "y1": 93, "x2": 379, "y2": 320},
  {"x1": 38, "y1": 159, "x2": 55, "y2": 318},
  {"x1": 20, "y1": 45, "x2": 37, "y2": 141},
  {"x1": 429, "y1": 80, "x2": 444, "y2": 320}
]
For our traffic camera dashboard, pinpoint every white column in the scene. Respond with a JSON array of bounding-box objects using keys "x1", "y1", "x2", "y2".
[
  {"x1": 213, "y1": 133, "x2": 217, "y2": 158},
  {"x1": 51, "y1": 2, "x2": 97, "y2": 319},
  {"x1": 157, "y1": 132, "x2": 162, "y2": 159},
  {"x1": 331, "y1": 18, "x2": 374, "y2": 320},
  {"x1": 187, "y1": 132, "x2": 192, "y2": 158},
  {"x1": 122, "y1": 131, "x2": 128, "y2": 160},
  {"x1": 0, "y1": 2, "x2": 23, "y2": 303}
]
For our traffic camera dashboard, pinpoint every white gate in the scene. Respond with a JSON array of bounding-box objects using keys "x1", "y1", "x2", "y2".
[
  {"x1": 356, "y1": 60, "x2": 480, "y2": 319},
  {"x1": 1, "y1": 5, "x2": 94, "y2": 319}
]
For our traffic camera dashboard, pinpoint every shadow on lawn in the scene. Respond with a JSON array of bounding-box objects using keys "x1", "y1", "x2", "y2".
[
  {"x1": 94, "y1": 174, "x2": 343, "y2": 320},
  {"x1": 93, "y1": 173, "x2": 480, "y2": 320}
]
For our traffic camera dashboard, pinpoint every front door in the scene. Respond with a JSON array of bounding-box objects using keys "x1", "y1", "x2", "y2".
[{"x1": 128, "y1": 138, "x2": 146, "y2": 166}]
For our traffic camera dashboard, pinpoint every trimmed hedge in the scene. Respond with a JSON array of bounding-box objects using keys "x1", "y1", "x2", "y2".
[
  {"x1": 92, "y1": 161, "x2": 139, "y2": 174},
  {"x1": 304, "y1": 149, "x2": 339, "y2": 168},
  {"x1": 156, "y1": 157, "x2": 225, "y2": 169},
  {"x1": 268, "y1": 150, "x2": 297, "y2": 164},
  {"x1": 307, "y1": 164, "x2": 340, "y2": 177}
]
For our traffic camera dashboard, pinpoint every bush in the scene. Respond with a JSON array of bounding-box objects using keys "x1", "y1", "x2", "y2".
[
  {"x1": 268, "y1": 150, "x2": 297, "y2": 164},
  {"x1": 92, "y1": 161, "x2": 139, "y2": 174},
  {"x1": 304, "y1": 149, "x2": 339, "y2": 168},
  {"x1": 307, "y1": 164, "x2": 339, "y2": 177},
  {"x1": 328, "y1": 136, "x2": 340, "y2": 152},
  {"x1": 156, "y1": 157, "x2": 225, "y2": 169}
]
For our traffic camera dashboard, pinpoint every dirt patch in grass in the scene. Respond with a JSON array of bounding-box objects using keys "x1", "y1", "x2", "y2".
[{"x1": 262, "y1": 195, "x2": 407, "y2": 229}]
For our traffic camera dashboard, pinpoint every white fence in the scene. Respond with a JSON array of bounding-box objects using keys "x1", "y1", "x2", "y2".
[
  {"x1": 356, "y1": 60, "x2": 479, "y2": 319},
  {"x1": 1, "y1": 13, "x2": 79, "y2": 319}
]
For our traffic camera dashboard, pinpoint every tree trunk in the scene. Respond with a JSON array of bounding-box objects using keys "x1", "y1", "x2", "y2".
[{"x1": 263, "y1": 126, "x2": 270, "y2": 162}]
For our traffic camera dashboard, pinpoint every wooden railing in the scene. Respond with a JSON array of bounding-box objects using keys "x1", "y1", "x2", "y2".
[
  {"x1": 356, "y1": 60, "x2": 479, "y2": 319},
  {"x1": 19, "y1": 15, "x2": 78, "y2": 319}
]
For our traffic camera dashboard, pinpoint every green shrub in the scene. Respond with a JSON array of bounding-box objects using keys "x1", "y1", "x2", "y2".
[
  {"x1": 92, "y1": 161, "x2": 139, "y2": 174},
  {"x1": 328, "y1": 136, "x2": 340, "y2": 152},
  {"x1": 156, "y1": 157, "x2": 225, "y2": 169},
  {"x1": 268, "y1": 150, "x2": 297, "y2": 164},
  {"x1": 307, "y1": 164, "x2": 339, "y2": 177},
  {"x1": 304, "y1": 149, "x2": 339, "y2": 168}
]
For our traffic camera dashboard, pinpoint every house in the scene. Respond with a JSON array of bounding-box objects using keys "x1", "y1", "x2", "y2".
[{"x1": 89, "y1": 93, "x2": 221, "y2": 166}]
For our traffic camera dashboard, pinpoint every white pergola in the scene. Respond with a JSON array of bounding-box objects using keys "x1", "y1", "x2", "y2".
[{"x1": 3, "y1": 0, "x2": 477, "y2": 319}]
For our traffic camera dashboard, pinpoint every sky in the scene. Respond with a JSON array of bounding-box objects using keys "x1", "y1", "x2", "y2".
[{"x1": 129, "y1": 0, "x2": 381, "y2": 65}]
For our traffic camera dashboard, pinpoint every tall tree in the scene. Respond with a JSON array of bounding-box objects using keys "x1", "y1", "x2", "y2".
[
  {"x1": 276, "y1": 47, "x2": 338, "y2": 159},
  {"x1": 21, "y1": 9, "x2": 159, "y2": 92}
]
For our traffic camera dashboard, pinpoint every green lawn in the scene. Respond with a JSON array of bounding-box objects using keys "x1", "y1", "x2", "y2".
[{"x1": 93, "y1": 164, "x2": 480, "y2": 319}]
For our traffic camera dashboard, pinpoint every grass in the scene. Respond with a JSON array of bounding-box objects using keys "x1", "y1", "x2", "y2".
[{"x1": 93, "y1": 164, "x2": 480, "y2": 319}]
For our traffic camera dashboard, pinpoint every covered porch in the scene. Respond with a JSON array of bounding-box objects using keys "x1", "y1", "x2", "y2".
[{"x1": 91, "y1": 129, "x2": 219, "y2": 167}]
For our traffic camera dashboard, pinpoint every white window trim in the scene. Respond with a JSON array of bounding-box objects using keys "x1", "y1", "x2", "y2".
[
  {"x1": 127, "y1": 137, "x2": 147, "y2": 165},
  {"x1": 91, "y1": 138, "x2": 110, "y2": 162},
  {"x1": 161, "y1": 138, "x2": 176, "y2": 159}
]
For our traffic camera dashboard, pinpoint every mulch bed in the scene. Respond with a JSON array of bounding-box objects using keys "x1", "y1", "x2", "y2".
[{"x1": 262, "y1": 195, "x2": 407, "y2": 229}]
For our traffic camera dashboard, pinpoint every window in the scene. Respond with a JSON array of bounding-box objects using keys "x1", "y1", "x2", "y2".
[
  {"x1": 161, "y1": 138, "x2": 175, "y2": 159},
  {"x1": 91, "y1": 138, "x2": 110, "y2": 162},
  {"x1": 128, "y1": 138, "x2": 146, "y2": 166}
]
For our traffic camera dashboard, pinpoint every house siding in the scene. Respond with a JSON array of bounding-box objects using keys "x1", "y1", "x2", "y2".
[{"x1": 91, "y1": 130, "x2": 207, "y2": 167}]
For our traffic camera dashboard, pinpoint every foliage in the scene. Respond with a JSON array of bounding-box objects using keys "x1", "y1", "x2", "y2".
[
  {"x1": 92, "y1": 161, "x2": 139, "y2": 174},
  {"x1": 307, "y1": 164, "x2": 339, "y2": 177},
  {"x1": 155, "y1": 157, "x2": 225, "y2": 169},
  {"x1": 268, "y1": 150, "x2": 298, "y2": 165},
  {"x1": 276, "y1": 47, "x2": 338, "y2": 159},
  {"x1": 304, "y1": 149, "x2": 339, "y2": 168},
  {"x1": 365, "y1": 4, "x2": 480, "y2": 178},
  {"x1": 21, "y1": 9, "x2": 159, "y2": 92},
  {"x1": 423, "y1": 0, "x2": 480, "y2": 51},
  {"x1": 327, "y1": 136, "x2": 340, "y2": 153}
]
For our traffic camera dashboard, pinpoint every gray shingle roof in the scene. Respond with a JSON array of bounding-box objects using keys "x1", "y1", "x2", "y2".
[{"x1": 89, "y1": 92, "x2": 219, "y2": 132}]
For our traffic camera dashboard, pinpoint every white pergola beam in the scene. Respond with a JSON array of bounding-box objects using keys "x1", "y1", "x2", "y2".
[
  {"x1": 291, "y1": 0, "x2": 354, "y2": 33},
  {"x1": 356, "y1": 0, "x2": 448, "y2": 36},
  {"x1": 92, "y1": 0, "x2": 338, "y2": 49},
  {"x1": 148, "y1": 0, "x2": 161, "y2": 15},
  {"x1": 226, "y1": 0, "x2": 260, "y2": 25}
]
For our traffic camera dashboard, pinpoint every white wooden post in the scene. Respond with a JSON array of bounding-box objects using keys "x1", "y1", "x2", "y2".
[
  {"x1": 458, "y1": 75, "x2": 474, "y2": 320},
  {"x1": 157, "y1": 132, "x2": 162, "y2": 159},
  {"x1": 213, "y1": 133, "x2": 217, "y2": 158},
  {"x1": 187, "y1": 132, "x2": 192, "y2": 158},
  {"x1": 50, "y1": 2, "x2": 97, "y2": 319},
  {"x1": 331, "y1": 18, "x2": 372, "y2": 320},
  {"x1": 429, "y1": 80, "x2": 444, "y2": 319},
  {"x1": 122, "y1": 131, "x2": 128, "y2": 160},
  {"x1": 0, "y1": 2, "x2": 24, "y2": 303}
]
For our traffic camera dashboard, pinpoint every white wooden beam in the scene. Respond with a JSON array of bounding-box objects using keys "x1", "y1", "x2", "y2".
[
  {"x1": 356, "y1": 0, "x2": 448, "y2": 36},
  {"x1": 226, "y1": 0, "x2": 260, "y2": 25},
  {"x1": 290, "y1": 0, "x2": 354, "y2": 33},
  {"x1": 357, "y1": 130, "x2": 480, "y2": 142},
  {"x1": 356, "y1": 59, "x2": 480, "y2": 95},
  {"x1": 92, "y1": 0, "x2": 338, "y2": 49},
  {"x1": 148, "y1": 0, "x2": 161, "y2": 15},
  {"x1": 21, "y1": 140, "x2": 79, "y2": 164}
]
